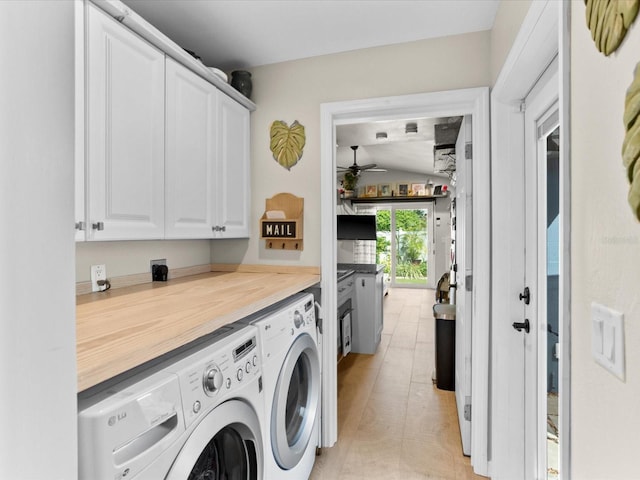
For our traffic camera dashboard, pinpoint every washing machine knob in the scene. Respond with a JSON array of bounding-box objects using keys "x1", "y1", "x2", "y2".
[
  {"x1": 294, "y1": 310, "x2": 304, "y2": 328},
  {"x1": 252, "y1": 354, "x2": 258, "y2": 366},
  {"x1": 203, "y1": 366, "x2": 223, "y2": 394}
]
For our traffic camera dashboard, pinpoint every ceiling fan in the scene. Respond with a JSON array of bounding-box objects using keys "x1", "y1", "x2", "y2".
[{"x1": 337, "y1": 146, "x2": 387, "y2": 176}]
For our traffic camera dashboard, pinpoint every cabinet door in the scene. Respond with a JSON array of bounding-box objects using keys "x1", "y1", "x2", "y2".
[
  {"x1": 216, "y1": 93, "x2": 250, "y2": 238},
  {"x1": 86, "y1": 4, "x2": 165, "y2": 240},
  {"x1": 165, "y1": 58, "x2": 217, "y2": 238}
]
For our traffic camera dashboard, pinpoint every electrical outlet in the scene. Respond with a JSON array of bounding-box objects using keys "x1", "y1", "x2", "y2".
[
  {"x1": 150, "y1": 258, "x2": 166, "y2": 271},
  {"x1": 91, "y1": 264, "x2": 107, "y2": 292}
]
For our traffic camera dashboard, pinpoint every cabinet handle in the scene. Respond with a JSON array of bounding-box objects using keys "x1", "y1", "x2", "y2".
[
  {"x1": 92, "y1": 222, "x2": 104, "y2": 231},
  {"x1": 221, "y1": 225, "x2": 226, "y2": 232},
  {"x1": 75, "y1": 221, "x2": 85, "y2": 231},
  {"x1": 362, "y1": 279, "x2": 365, "y2": 287}
]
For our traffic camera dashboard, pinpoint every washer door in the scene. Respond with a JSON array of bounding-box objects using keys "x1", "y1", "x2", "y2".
[
  {"x1": 271, "y1": 332, "x2": 320, "y2": 470},
  {"x1": 166, "y1": 400, "x2": 262, "y2": 480}
]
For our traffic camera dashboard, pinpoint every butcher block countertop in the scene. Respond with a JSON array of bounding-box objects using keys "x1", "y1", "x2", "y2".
[{"x1": 76, "y1": 265, "x2": 320, "y2": 392}]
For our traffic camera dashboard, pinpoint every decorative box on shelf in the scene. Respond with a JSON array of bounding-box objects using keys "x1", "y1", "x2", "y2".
[{"x1": 260, "y1": 193, "x2": 304, "y2": 250}]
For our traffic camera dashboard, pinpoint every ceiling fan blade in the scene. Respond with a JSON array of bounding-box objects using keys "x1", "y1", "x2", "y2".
[
  {"x1": 366, "y1": 168, "x2": 387, "y2": 172},
  {"x1": 358, "y1": 163, "x2": 378, "y2": 170}
]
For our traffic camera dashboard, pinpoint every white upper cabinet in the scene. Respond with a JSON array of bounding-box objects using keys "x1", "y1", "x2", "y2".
[
  {"x1": 216, "y1": 93, "x2": 251, "y2": 238},
  {"x1": 86, "y1": 3, "x2": 165, "y2": 240},
  {"x1": 165, "y1": 58, "x2": 218, "y2": 238},
  {"x1": 78, "y1": 2, "x2": 252, "y2": 242}
]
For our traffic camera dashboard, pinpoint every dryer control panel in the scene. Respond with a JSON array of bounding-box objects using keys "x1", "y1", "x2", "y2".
[{"x1": 169, "y1": 326, "x2": 262, "y2": 429}]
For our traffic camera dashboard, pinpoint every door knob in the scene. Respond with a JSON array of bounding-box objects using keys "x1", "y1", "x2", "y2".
[
  {"x1": 512, "y1": 319, "x2": 530, "y2": 333},
  {"x1": 519, "y1": 286, "x2": 530, "y2": 305}
]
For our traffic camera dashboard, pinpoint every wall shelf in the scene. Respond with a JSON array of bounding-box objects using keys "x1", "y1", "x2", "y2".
[{"x1": 348, "y1": 194, "x2": 448, "y2": 204}]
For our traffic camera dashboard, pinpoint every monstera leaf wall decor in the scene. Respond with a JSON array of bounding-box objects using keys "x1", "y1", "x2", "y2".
[
  {"x1": 270, "y1": 120, "x2": 306, "y2": 170},
  {"x1": 623, "y1": 62, "x2": 640, "y2": 220},
  {"x1": 585, "y1": 0, "x2": 639, "y2": 55}
]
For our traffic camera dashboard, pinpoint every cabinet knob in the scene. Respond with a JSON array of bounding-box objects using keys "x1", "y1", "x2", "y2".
[
  {"x1": 75, "y1": 221, "x2": 85, "y2": 231},
  {"x1": 92, "y1": 222, "x2": 104, "y2": 231},
  {"x1": 221, "y1": 225, "x2": 226, "y2": 232}
]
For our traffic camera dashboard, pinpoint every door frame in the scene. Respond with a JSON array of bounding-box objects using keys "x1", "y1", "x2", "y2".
[
  {"x1": 320, "y1": 87, "x2": 491, "y2": 475},
  {"x1": 490, "y1": 1, "x2": 570, "y2": 478},
  {"x1": 524, "y1": 63, "x2": 560, "y2": 478}
]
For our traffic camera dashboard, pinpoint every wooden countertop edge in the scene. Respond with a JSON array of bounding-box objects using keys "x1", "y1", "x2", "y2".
[{"x1": 76, "y1": 267, "x2": 320, "y2": 391}]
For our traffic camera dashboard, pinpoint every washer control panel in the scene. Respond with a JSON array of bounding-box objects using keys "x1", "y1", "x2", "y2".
[
  {"x1": 169, "y1": 326, "x2": 261, "y2": 428},
  {"x1": 256, "y1": 294, "x2": 316, "y2": 361}
]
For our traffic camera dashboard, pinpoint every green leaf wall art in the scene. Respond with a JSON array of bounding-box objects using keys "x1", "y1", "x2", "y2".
[
  {"x1": 270, "y1": 120, "x2": 306, "y2": 170},
  {"x1": 623, "y1": 62, "x2": 640, "y2": 220},
  {"x1": 585, "y1": 0, "x2": 639, "y2": 56}
]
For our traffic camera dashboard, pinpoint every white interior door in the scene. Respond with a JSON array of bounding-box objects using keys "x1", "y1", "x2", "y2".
[
  {"x1": 523, "y1": 58, "x2": 559, "y2": 480},
  {"x1": 490, "y1": 4, "x2": 563, "y2": 478},
  {"x1": 454, "y1": 115, "x2": 472, "y2": 455}
]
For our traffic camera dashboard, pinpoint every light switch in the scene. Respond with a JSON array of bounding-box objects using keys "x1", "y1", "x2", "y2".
[
  {"x1": 591, "y1": 302, "x2": 625, "y2": 380},
  {"x1": 592, "y1": 317, "x2": 604, "y2": 355}
]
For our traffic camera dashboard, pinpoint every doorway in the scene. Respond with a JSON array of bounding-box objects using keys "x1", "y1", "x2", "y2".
[
  {"x1": 376, "y1": 204, "x2": 434, "y2": 289},
  {"x1": 320, "y1": 87, "x2": 491, "y2": 476}
]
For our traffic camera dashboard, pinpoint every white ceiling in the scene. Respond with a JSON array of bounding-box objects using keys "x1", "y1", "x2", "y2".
[
  {"x1": 120, "y1": 0, "x2": 499, "y2": 176},
  {"x1": 336, "y1": 116, "x2": 462, "y2": 176},
  {"x1": 121, "y1": 0, "x2": 500, "y2": 71}
]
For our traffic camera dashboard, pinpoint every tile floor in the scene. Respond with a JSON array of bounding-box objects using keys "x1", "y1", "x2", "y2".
[{"x1": 309, "y1": 287, "x2": 484, "y2": 480}]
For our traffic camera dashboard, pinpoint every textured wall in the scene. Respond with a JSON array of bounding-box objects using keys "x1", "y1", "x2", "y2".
[{"x1": 571, "y1": 1, "x2": 640, "y2": 477}]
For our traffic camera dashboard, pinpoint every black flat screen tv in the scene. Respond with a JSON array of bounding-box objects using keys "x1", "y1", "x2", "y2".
[{"x1": 336, "y1": 215, "x2": 377, "y2": 240}]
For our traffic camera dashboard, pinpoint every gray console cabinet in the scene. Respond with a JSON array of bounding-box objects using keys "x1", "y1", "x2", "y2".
[{"x1": 352, "y1": 270, "x2": 384, "y2": 354}]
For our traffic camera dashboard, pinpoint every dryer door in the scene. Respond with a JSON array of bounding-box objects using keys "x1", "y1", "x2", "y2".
[
  {"x1": 166, "y1": 400, "x2": 262, "y2": 480},
  {"x1": 271, "y1": 332, "x2": 320, "y2": 470}
]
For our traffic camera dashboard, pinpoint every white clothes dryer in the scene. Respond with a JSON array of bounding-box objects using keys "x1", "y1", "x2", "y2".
[
  {"x1": 78, "y1": 324, "x2": 265, "y2": 480},
  {"x1": 238, "y1": 292, "x2": 320, "y2": 480}
]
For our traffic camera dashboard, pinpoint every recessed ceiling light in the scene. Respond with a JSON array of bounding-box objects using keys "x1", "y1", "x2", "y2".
[
  {"x1": 405, "y1": 122, "x2": 418, "y2": 134},
  {"x1": 376, "y1": 132, "x2": 388, "y2": 141}
]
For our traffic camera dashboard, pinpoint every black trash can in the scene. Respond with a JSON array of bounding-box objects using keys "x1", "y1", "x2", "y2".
[{"x1": 433, "y1": 303, "x2": 456, "y2": 391}]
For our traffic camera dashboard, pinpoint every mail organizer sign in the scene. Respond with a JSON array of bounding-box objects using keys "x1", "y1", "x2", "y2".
[{"x1": 262, "y1": 221, "x2": 297, "y2": 238}]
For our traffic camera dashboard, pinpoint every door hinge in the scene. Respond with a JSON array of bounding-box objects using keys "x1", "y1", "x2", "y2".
[
  {"x1": 519, "y1": 101, "x2": 526, "y2": 113},
  {"x1": 465, "y1": 142, "x2": 472, "y2": 160},
  {"x1": 465, "y1": 274, "x2": 472, "y2": 291},
  {"x1": 464, "y1": 403, "x2": 472, "y2": 421}
]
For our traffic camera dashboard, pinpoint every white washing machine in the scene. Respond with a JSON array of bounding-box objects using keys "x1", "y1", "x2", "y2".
[
  {"x1": 78, "y1": 324, "x2": 265, "y2": 480},
  {"x1": 238, "y1": 292, "x2": 320, "y2": 480}
]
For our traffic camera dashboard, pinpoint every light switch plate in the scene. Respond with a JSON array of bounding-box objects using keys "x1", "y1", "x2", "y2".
[{"x1": 591, "y1": 302, "x2": 625, "y2": 380}]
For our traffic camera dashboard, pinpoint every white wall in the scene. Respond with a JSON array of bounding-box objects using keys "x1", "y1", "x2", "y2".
[
  {"x1": 0, "y1": 2, "x2": 77, "y2": 478},
  {"x1": 571, "y1": 2, "x2": 640, "y2": 477},
  {"x1": 76, "y1": 240, "x2": 211, "y2": 281},
  {"x1": 211, "y1": 31, "x2": 491, "y2": 267}
]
